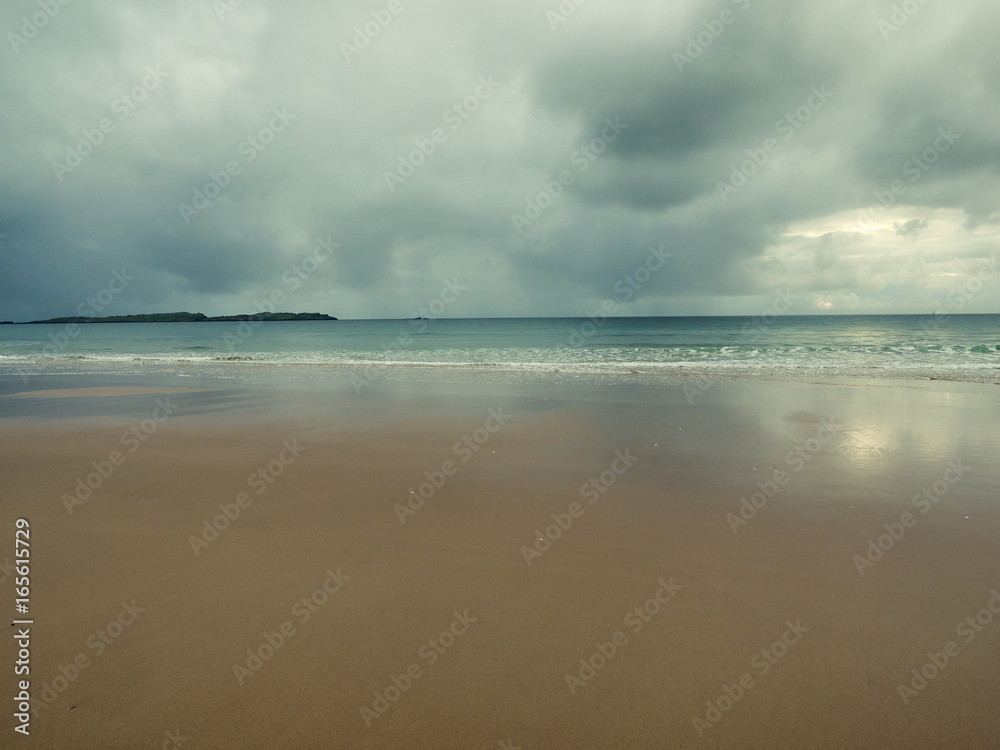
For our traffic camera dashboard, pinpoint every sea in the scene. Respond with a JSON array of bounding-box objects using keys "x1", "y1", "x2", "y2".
[{"x1": 0, "y1": 315, "x2": 998, "y2": 385}]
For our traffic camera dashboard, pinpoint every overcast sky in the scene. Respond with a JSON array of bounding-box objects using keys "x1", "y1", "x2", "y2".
[{"x1": 1, "y1": 0, "x2": 998, "y2": 320}]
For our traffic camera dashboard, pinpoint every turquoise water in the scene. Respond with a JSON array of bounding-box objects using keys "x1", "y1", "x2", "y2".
[{"x1": 0, "y1": 315, "x2": 998, "y2": 382}]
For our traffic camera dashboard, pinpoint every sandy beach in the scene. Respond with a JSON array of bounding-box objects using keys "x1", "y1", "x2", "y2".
[
  {"x1": 2, "y1": 372, "x2": 999, "y2": 748},
  {"x1": 4, "y1": 0, "x2": 999, "y2": 743}
]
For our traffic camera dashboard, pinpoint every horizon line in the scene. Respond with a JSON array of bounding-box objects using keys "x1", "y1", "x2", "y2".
[{"x1": 4, "y1": 312, "x2": 999, "y2": 324}]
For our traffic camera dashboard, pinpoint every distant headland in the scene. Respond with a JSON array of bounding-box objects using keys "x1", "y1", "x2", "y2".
[{"x1": 1, "y1": 312, "x2": 337, "y2": 324}]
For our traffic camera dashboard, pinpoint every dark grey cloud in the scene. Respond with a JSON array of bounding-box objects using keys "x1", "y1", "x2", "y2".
[
  {"x1": 894, "y1": 219, "x2": 929, "y2": 239},
  {"x1": 1, "y1": 0, "x2": 998, "y2": 320}
]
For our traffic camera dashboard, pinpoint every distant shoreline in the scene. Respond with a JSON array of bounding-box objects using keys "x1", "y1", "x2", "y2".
[
  {"x1": 3, "y1": 312, "x2": 999, "y2": 325},
  {"x1": 0, "y1": 312, "x2": 337, "y2": 324}
]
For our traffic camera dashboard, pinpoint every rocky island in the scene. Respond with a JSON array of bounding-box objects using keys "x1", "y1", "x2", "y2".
[{"x1": 9, "y1": 312, "x2": 337, "y2": 324}]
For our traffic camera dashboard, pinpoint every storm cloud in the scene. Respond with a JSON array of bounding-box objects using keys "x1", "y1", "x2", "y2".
[{"x1": 1, "y1": 0, "x2": 998, "y2": 320}]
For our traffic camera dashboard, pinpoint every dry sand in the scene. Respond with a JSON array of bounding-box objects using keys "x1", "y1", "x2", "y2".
[{"x1": 2, "y1": 376, "x2": 999, "y2": 748}]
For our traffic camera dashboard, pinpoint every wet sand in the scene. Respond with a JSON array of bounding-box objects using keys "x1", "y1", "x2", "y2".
[{"x1": 2, "y1": 373, "x2": 999, "y2": 748}]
